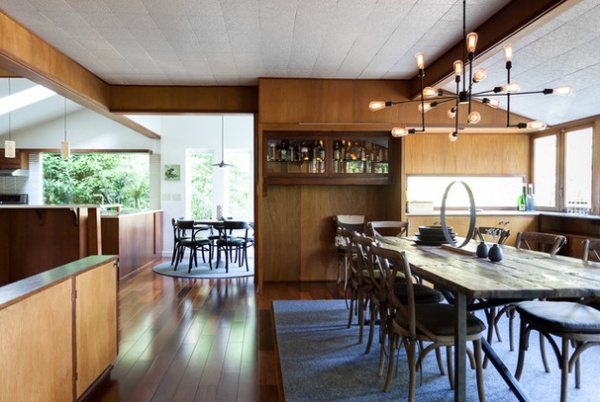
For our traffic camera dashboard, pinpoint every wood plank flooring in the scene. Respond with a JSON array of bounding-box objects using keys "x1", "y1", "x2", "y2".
[{"x1": 87, "y1": 259, "x2": 344, "y2": 402}]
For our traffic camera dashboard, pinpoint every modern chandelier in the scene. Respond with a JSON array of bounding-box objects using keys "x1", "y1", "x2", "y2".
[{"x1": 369, "y1": 0, "x2": 571, "y2": 142}]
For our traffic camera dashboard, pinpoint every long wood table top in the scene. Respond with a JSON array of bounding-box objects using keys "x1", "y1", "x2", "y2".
[{"x1": 378, "y1": 237, "x2": 600, "y2": 300}]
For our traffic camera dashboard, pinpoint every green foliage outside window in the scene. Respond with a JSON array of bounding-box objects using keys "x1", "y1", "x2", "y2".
[
  {"x1": 190, "y1": 152, "x2": 214, "y2": 219},
  {"x1": 43, "y1": 153, "x2": 150, "y2": 210}
]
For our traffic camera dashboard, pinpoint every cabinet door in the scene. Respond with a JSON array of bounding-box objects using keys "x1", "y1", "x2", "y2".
[
  {"x1": 265, "y1": 138, "x2": 326, "y2": 176},
  {"x1": 0, "y1": 280, "x2": 73, "y2": 401},
  {"x1": 75, "y1": 261, "x2": 118, "y2": 397}
]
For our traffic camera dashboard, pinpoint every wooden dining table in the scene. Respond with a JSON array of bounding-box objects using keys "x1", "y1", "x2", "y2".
[{"x1": 378, "y1": 236, "x2": 600, "y2": 402}]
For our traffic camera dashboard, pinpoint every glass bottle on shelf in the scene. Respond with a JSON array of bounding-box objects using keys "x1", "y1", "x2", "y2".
[
  {"x1": 301, "y1": 142, "x2": 310, "y2": 161},
  {"x1": 517, "y1": 183, "x2": 526, "y2": 211},
  {"x1": 268, "y1": 141, "x2": 276, "y2": 161},
  {"x1": 280, "y1": 140, "x2": 288, "y2": 162}
]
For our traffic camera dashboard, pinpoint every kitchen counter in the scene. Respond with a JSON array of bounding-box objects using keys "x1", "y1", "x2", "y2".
[{"x1": 407, "y1": 210, "x2": 540, "y2": 217}]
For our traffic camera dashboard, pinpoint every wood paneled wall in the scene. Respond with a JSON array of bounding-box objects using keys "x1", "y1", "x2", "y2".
[
  {"x1": 257, "y1": 78, "x2": 532, "y2": 285},
  {"x1": 405, "y1": 133, "x2": 530, "y2": 176}
]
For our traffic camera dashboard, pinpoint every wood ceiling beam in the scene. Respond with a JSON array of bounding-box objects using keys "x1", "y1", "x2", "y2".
[
  {"x1": 410, "y1": 0, "x2": 575, "y2": 97},
  {"x1": 110, "y1": 85, "x2": 258, "y2": 114}
]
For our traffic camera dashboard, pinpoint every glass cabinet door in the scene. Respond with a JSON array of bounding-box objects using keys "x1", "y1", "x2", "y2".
[
  {"x1": 332, "y1": 139, "x2": 388, "y2": 175},
  {"x1": 266, "y1": 138, "x2": 326, "y2": 175}
]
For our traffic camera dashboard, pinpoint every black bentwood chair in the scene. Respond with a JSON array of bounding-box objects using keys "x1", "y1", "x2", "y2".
[{"x1": 174, "y1": 220, "x2": 212, "y2": 272}]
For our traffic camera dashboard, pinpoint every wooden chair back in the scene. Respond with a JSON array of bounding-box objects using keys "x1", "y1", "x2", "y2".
[
  {"x1": 515, "y1": 231, "x2": 567, "y2": 257},
  {"x1": 473, "y1": 226, "x2": 511, "y2": 245},
  {"x1": 583, "y1": 238, "x2": 600, "y2": 263},
  {"x1": 367, "y1": 221, "x2": 410, "y2": 238}
]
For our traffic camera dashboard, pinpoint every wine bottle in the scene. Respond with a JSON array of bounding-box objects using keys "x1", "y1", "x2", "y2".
[{"x1": 517, "y1": 183, "x2": 526, "y2": 211}]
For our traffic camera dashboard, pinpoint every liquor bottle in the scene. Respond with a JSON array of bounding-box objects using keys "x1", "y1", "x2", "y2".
[
  {"x1": 301, "y1": 142, "x2": 310, "y2": 160},
  {"x1": 526, "y1": 183, "x2": 536, "y2": 211},
  {"x1": 280, "y1": 140, "x2": 288, "y2": 161},
  {"x1": 288, "y1": 141, "x2": 295, "y2": 162},
  {"x1": 333, "y1": 141, "x2": 341, "y2": 161},
  {"x1": 517, "y1": 183, "x2": 526, "y2": 211}
]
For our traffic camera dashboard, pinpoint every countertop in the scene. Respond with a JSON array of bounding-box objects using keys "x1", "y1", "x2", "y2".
[{"x1": 407, "y1": 210, "x2": 600, "y2": 220}]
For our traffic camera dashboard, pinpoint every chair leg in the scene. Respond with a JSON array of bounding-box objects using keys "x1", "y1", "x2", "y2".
[
  {"x1": 515, "y1": 320, "x2": 530, "y2": 381},
  {"x1": 347, "y1": 289, "x2": 355, "y2": 329},
  {"x1": 407, "y1": 339, "x2": 417, "y2": 402},
  {"x1": 383, "y1": 330, "x2": 395, "y2": 392},
  {"x1": 446, "y1": 346, "x2": 454, "y2": 390},
  {"x1": 560, "y1": 337, "x2": 569, "y2": 402},
  {"x1": 365, "y1": 302, "x2": 376, "y2": 354},
  {"x1": 540, "y1": 332, "x2": 551, "y2": 373},
  {"x1": 509, "y1": 307, "x2": 516, "y2": 351}
]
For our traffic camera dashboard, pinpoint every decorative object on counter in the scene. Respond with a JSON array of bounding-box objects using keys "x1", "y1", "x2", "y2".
[
  {"x1": 488, "y1": 244, "x2": 503, "y2": 262},
  {"x1": 476, "y1": 241, "x2": 489, "y2": 258},
  {"x1": 440, "y1": 180, "x2": 476, "y2": 248},
  {"x1": 414, "y1": 225, "x2": 456, "y2": 246},
  {"x1": 368, "y1": 0, "x2": 570, "y2": 142},
  {"x1": 4, "y1": 78, "x2": 15, "y2": 158},
  {"x1": 60, "y1": 97, "x2": 71, "y2": 158},
  {"x1": 164, "y1": 164, "x2": 180, "y2": 181}
]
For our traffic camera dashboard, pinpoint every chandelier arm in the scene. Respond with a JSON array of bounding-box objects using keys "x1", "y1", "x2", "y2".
[{"x1": 418, "y1": 69, "x2": 426, "y2": 132}]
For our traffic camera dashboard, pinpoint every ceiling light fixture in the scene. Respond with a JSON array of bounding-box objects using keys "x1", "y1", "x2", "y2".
[
  {"x1": 61, "y1": 97, "x2": 71, "y2": 158},
  {"x1": 212, "y1": 116, "x2": 232, "y2": 168},
  {"x1": 369, "y1": 0, "x2": 572, "y2": 141},
  {"x1": 4, "y1": 78, "x2": 15, "y2": 158}
]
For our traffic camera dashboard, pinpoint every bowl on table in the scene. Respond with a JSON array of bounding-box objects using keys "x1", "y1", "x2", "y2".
[{"x1": 414, "y1": 225, "x2": 456, "y2": 245}]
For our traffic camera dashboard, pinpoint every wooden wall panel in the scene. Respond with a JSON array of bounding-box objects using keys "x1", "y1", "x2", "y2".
[
  {"x1": 262, "y1": 184, "x2": 391, "y2": 282},
  {"x1": 404, "y1": 133, "x2": 530, "y2": 175}
]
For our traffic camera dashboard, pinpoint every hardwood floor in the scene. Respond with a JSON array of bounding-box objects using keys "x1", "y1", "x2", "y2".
[{"x1": 87, "y1": 259, "x2": 344, "y2": 402}]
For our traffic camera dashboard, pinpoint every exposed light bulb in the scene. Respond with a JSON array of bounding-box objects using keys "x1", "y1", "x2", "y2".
[
  {"x1": 448, "y1": 132, "x2": 458, "y2": 142},
  {"x1": 526, "y1": 121, "x2": 547, "y2": 130},
  {"x1": 503, "y1": 83, "x2": 521, "y2": 93},
  {"x1": 473, "y1": 68, "x2": 487, "y2": 83},
  {"x1": 453, "y1": 60, "x2": 463, "y2": 76},
  {"x1": 415, "y1": 52, "x2": 425, "y2": 70},
  {"x1": 552, "y1": 86, "x2": 572, "y2": 96},
  {"x1": 467, "y1": 111, "x2": 481, "y2": 124},
  {"x1": 418, "y1": 102, "x2": 438, "y2": 113},
  {"x1": 369, "y1": 101, "x2": 389, "y2": 111},
  {"x1": 422, "y1": 87, "x2": 438, "y2": 98},
  {"x1": 504, "y1": 43, "x2": 513, "y2": 62},
  {"x1": 4, "y1": 140, "x2": 15, "y2": 158},
  {"x1": 466, "y1": 32, "x2": 478, "y2": 53},
  {"x1": 483, "y1": 98, "x2": 500, "y2": 109},
  {"x1": 447, "y1": 107, "x2": 457, "y2": 118},
  {"x1": 391, "y1": 127, "x2": 409, "y2": 137}
]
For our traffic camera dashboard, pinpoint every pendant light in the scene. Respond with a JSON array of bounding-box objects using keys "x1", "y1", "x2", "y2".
[
  {"x1": 4, "y1": 78, "x2": 15, "y2": 158},
  {"x1": 60, "y1": 97, "x2": 71, "y2": 158},
  {"x1": 212, "y1": 116, "x2": 231, "y2": 168}
]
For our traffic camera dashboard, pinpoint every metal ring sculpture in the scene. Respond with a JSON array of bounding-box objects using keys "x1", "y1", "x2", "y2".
[{"x1": 440, "y1": 181, "x2": 476, "y2": 248}]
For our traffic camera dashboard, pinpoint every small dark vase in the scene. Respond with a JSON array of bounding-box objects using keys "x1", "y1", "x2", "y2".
[
  {"x1": 476, "y1": 241, "x2": 489, "y2": 258},
  {"x1": 488, "y1": 244, "x2": 504, "y2": 262}
]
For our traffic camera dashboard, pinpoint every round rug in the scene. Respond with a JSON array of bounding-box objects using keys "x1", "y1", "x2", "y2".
[{"x1": 152, "y1": 259, "x2": 254, "y2": 279}]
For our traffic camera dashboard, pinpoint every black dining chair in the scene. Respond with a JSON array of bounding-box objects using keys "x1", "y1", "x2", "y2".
[
  {"x1": 215, "y1": 220, "x2": 251, "y2": 272},
  {"x1": 174, "y1": 220, "x2": 212, "y2": 272}
]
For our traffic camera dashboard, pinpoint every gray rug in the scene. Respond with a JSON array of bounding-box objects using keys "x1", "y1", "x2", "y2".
[
  {"x1": 273, "y1": 299, "x2": 599, "y2": 402},
  {"x1": 152, "y1": 259, "x2": 253, "y2": 279}
]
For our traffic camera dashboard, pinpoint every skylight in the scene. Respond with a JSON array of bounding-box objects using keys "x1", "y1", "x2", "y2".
[{"x1": 0, "y1": 85, "x2": 56, "y2": 115}]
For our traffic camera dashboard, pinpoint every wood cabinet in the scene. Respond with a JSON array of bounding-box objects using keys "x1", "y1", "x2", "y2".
[
  {"x1": 0, "y1": 256, "x2": 118, "y2": 401},
  {"x1": 538, "y1": 213, "x2": 600, "y2": 258},
  {"x1": 264, "y1": 131, "x2": 391, "y2": 185},
  {"x1": 0, "y1": 150, "x2": 28, "y2": 170}
]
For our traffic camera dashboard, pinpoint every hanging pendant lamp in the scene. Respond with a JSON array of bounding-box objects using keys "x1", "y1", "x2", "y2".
[
  {"x1": 212, "y1": 116, "x2": 231, "y2": 168},
  {"x1": 4, "y1": 78, "x2": 16, "y2": 158},
  {"x1": 60, "y1": 97, "x2": 71, "y2": 158}
]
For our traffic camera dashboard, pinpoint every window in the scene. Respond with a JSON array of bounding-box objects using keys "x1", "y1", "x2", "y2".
[
  {"x1": 533, "y1": 134, "x2": 557, "y2": 208},
  {"x1": 532, "y1": 126, "x2": 594, "y2": 213},
  {"x1": 407, "y1": 176, "x2": 524, "y2": 209},
  {"x1": 565, "y1": 128, "x2": 593, "y2": 213},
  {"x1": 42, "y1": 153, "x2": 150, "y2": 210},
  {"x1": 189, "y1": 150, "x2": 253, "y2": 220}
]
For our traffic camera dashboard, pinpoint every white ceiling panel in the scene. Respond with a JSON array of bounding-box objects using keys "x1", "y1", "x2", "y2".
[{"x1": 0, "y1": 0, "x2": 599, "y2": 127}]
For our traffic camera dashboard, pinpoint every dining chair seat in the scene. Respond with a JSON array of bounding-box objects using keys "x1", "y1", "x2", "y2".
[
  {"x1": 515, "y1": 300, "x2": 600, "y2": 402},
  {"x1": 395, "y1": 302, "x2": 486, "y2": 337},
  {"x1": 393, "y1": 282, "x2": 445, "y2": 305}
]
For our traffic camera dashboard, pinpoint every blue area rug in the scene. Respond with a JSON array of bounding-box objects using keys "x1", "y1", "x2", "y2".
[
  {"x1": 273, "y1": 299, "x2": 599, "y2": 402},
  {"x1": 152, "y1": 259, "x2": 253, "y2": 279}
]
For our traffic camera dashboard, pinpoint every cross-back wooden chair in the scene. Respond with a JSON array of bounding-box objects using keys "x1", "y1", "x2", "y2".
[
  {"x1": 367, "y1": 221, "x2": 411, "y2": 238},
  {"x1": 334, "y1": 215, "x2": 365, "y2": 288},
  {"x1": 370, "y1": 243, "x2": 486, "y2": 400},
  {"x1": 515, "y1": 238, "x2": 600, "y2": 402},
  {"x1": 515, "y1": 231, "x2": 568, "y2": 256},
  {"x1": 473, "y1": 226, "x2": 511, "y2": 245}
]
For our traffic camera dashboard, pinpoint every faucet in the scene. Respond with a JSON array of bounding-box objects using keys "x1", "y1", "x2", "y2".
[{"x1": 93, "y1": 194, "x2": 105, "y2": 204}]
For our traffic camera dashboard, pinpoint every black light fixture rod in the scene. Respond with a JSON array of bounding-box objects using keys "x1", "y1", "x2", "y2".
[{"x1": 419, "y1": 68, "x2": 426, "y2": 133}]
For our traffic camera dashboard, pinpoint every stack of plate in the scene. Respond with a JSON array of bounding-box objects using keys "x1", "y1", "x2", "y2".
[{"x1": 414, "y1": 226, "x2": 456, "y2": 246}]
